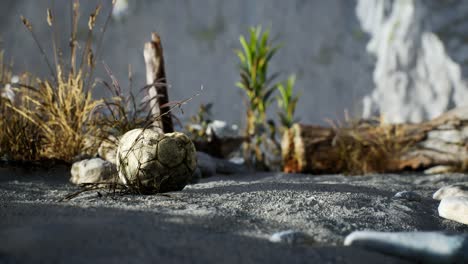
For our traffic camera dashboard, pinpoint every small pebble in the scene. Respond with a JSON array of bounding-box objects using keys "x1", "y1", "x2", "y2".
[
  {"x1": 269, "y1": 230, "x2": 315, "y2": 245},
  {"x1": 344, "y1": 231, "x2": 468, "y2": 264},
  {"x1": 189, "y1": 167, "x2": 202, "y2": 184},
  {"x1": 393, "y1": 191, "x2": 421, "y2": 201}
]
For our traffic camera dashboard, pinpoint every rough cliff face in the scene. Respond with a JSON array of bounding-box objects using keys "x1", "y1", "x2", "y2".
[{"x1": 357, "y1": 0, "x2": 468, "y2": 124}]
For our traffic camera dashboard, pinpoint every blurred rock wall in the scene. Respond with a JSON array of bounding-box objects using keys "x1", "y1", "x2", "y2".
[
  {"x1": 0, "y1": 0, "x2": 372, "y2": 126},
  {"x1": 357, "y1": 0, "x2": 468, "y2": 123},
  {"x1": 1, "y1": 0, "x2": 467, "y2": 125}
]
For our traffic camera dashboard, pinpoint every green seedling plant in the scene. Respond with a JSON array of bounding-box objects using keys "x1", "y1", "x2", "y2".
[
  {"x1": 186, "y1": 103, "x2": 213, "y2": 141},
  {"x1": 276, "y1": 74, "x2": 299, "y2": 130},
  {"x1": 235, "y1": 26, "x2": 281, "y2": 170}
]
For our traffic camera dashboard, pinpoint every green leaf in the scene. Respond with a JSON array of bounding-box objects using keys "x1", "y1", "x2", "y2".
[
  {"x1": 263, "y1": 85, "x2": 277, "y2": 103},
  {"x1": 250, "y1": 60, "x2": 258, "y2": 89},
  {"x1": 249, "y1": 27, "x2": 258, "y2": 54},
  {"x1": 239, "y1": 36, "x2": 252, "y2": 70},
  {"x1": 236, "y1": 81, "x2": 247, "y2": 90},
  {"x1": 240, "y1": 72, "x2": 251, "y2": 90},
  {"x1": 287, "y1": 75, "x2": 296, "y2": 95},
  {"x1": 276, "y1": 84, "x2": 287, "y2": 107},
  {"x1": 235, "y1": 49, "x2": 246, "y2": 63},
  {"x1": 260, "y1": 29, "x2": 270, "y2": 51}
]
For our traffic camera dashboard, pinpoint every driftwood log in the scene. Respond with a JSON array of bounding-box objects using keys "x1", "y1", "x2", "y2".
[
  {"x1": 143, "y1": 32, "x2": 174, "y2": 133},
  {"x1": 282, "y1": 107, "x2": 468, "y2": 174}
]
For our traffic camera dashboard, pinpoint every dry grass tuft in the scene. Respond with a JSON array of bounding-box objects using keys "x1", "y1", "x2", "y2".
[
  {"x1": 6, "y1": 1, "x2": 117, "y2": 162},
  {"x1": 94, "y1": 63, "x2": 157, "y2": 139},
  {"x1": 11, "y1": 67, "x2": 103, "y2": 161},
  {"x1": 330, "y1": 117, "x2": 414, "y2": 175},
  {"x1": 2, "y1": 0, "x2": 196, "y2": 188},
  {"x1": 0, "y1": 53, "x2": 43, "y2": 161}
]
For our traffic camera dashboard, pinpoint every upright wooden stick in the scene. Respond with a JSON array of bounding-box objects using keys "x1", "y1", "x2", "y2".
[{"x1": 143, "y1": 32, "x2": 174, "y2": 133}]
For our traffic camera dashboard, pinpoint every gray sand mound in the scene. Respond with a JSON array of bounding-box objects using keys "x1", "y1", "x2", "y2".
[{"x1": 1, "y1": 167, "x2": 467, "y2": 263}]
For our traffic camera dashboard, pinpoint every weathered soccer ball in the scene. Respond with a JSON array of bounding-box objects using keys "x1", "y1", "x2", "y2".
[{"x1": 116, "y1": 128, "x2": 197, "y2": 193}]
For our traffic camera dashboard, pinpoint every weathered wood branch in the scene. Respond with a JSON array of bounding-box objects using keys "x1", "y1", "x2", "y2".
[
  {"x1": 143, "y1": 32, "x2": 174, "y2": 133},
  {"x1": 282, "y1": 107, "x2": 468, "y2": 174}
]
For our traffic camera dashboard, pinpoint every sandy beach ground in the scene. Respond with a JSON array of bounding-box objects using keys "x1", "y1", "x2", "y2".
[{"x1": 1, "y1": 166, "x2": 467, "y2": 263}]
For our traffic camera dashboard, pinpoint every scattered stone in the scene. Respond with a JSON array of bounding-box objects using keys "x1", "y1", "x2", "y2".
[
  {"x1": 424, "y1": 165, "x2": 456, "y2": 175},
  {"x1": 269, "y1": 230, "x2": 315, "y2": 245},
  {"x1": 393, "y1": 191, "x2": 422, "y2": 202},
  {"x1": 189, "y1": 167, "x2": 202, "y2": 184},
  {"x1": 98, "y1": 135, "x2": 119, "y2": 164},
  {"x1": 438, "y1": 197, "x2": 468, "y2": 225},
  {"x1": 196, "y1": 151, "x2": 248, "y2": 177},
  {"x1": 70, "y1": 158, "x2": 117, "y2": 185},
  {"x1": 116, "y1": 128, "x2": 197, "y2": 193},
  {"x1": 196, "y1": 152, "x2": 216, "y2": 177},
  {"x1": 344, "y1": 231, "x2": 468, "y2": 264},
  {"x1": 215, "y1": 157, "x2": 248, "y2": 175},
  {"x1": 206, "y1": 120, "x2": 239, "y2": 138},
  {"x1": 229, "y1": 156, "x2": 244, "y2": 165},
  {"x1": 433, "y1": 184, "x2": 468, "y2": 200}
]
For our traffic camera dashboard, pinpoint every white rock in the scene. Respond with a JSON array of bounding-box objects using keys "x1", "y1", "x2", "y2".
[
  {"x1": 98, "y1": 135, "x2": 119, "y2": 164},
  {"x1": 206, "y1": 120, "x2": 239, "y2": 138},
  {"x1": 269, "y1": 230, "x2": 315, "y2": 245},
  {"x1": 438, "y1": 196, "x2": 468, "y2": 225},
  {"x1": 70, "y1": 158, "x2": 117, "y2": 185},
  {"x1": 344, "y1": 231, "x2": 468, "y2": 263},
  {"x1": 196, "y1": 151, "x2": 248, "y2": 177},
  {"x1": 433, "y1": 184, "x2": 468, "y2": 200},
  {"x1": 229, "y1": 157, "x2": 244, "y2": 165},
  {"x1": 187, "y1": 124, "x2": 202, "y2": 132},
  {"x1": 10, "y1": 75, "x2": 18, "y2": 84}
]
